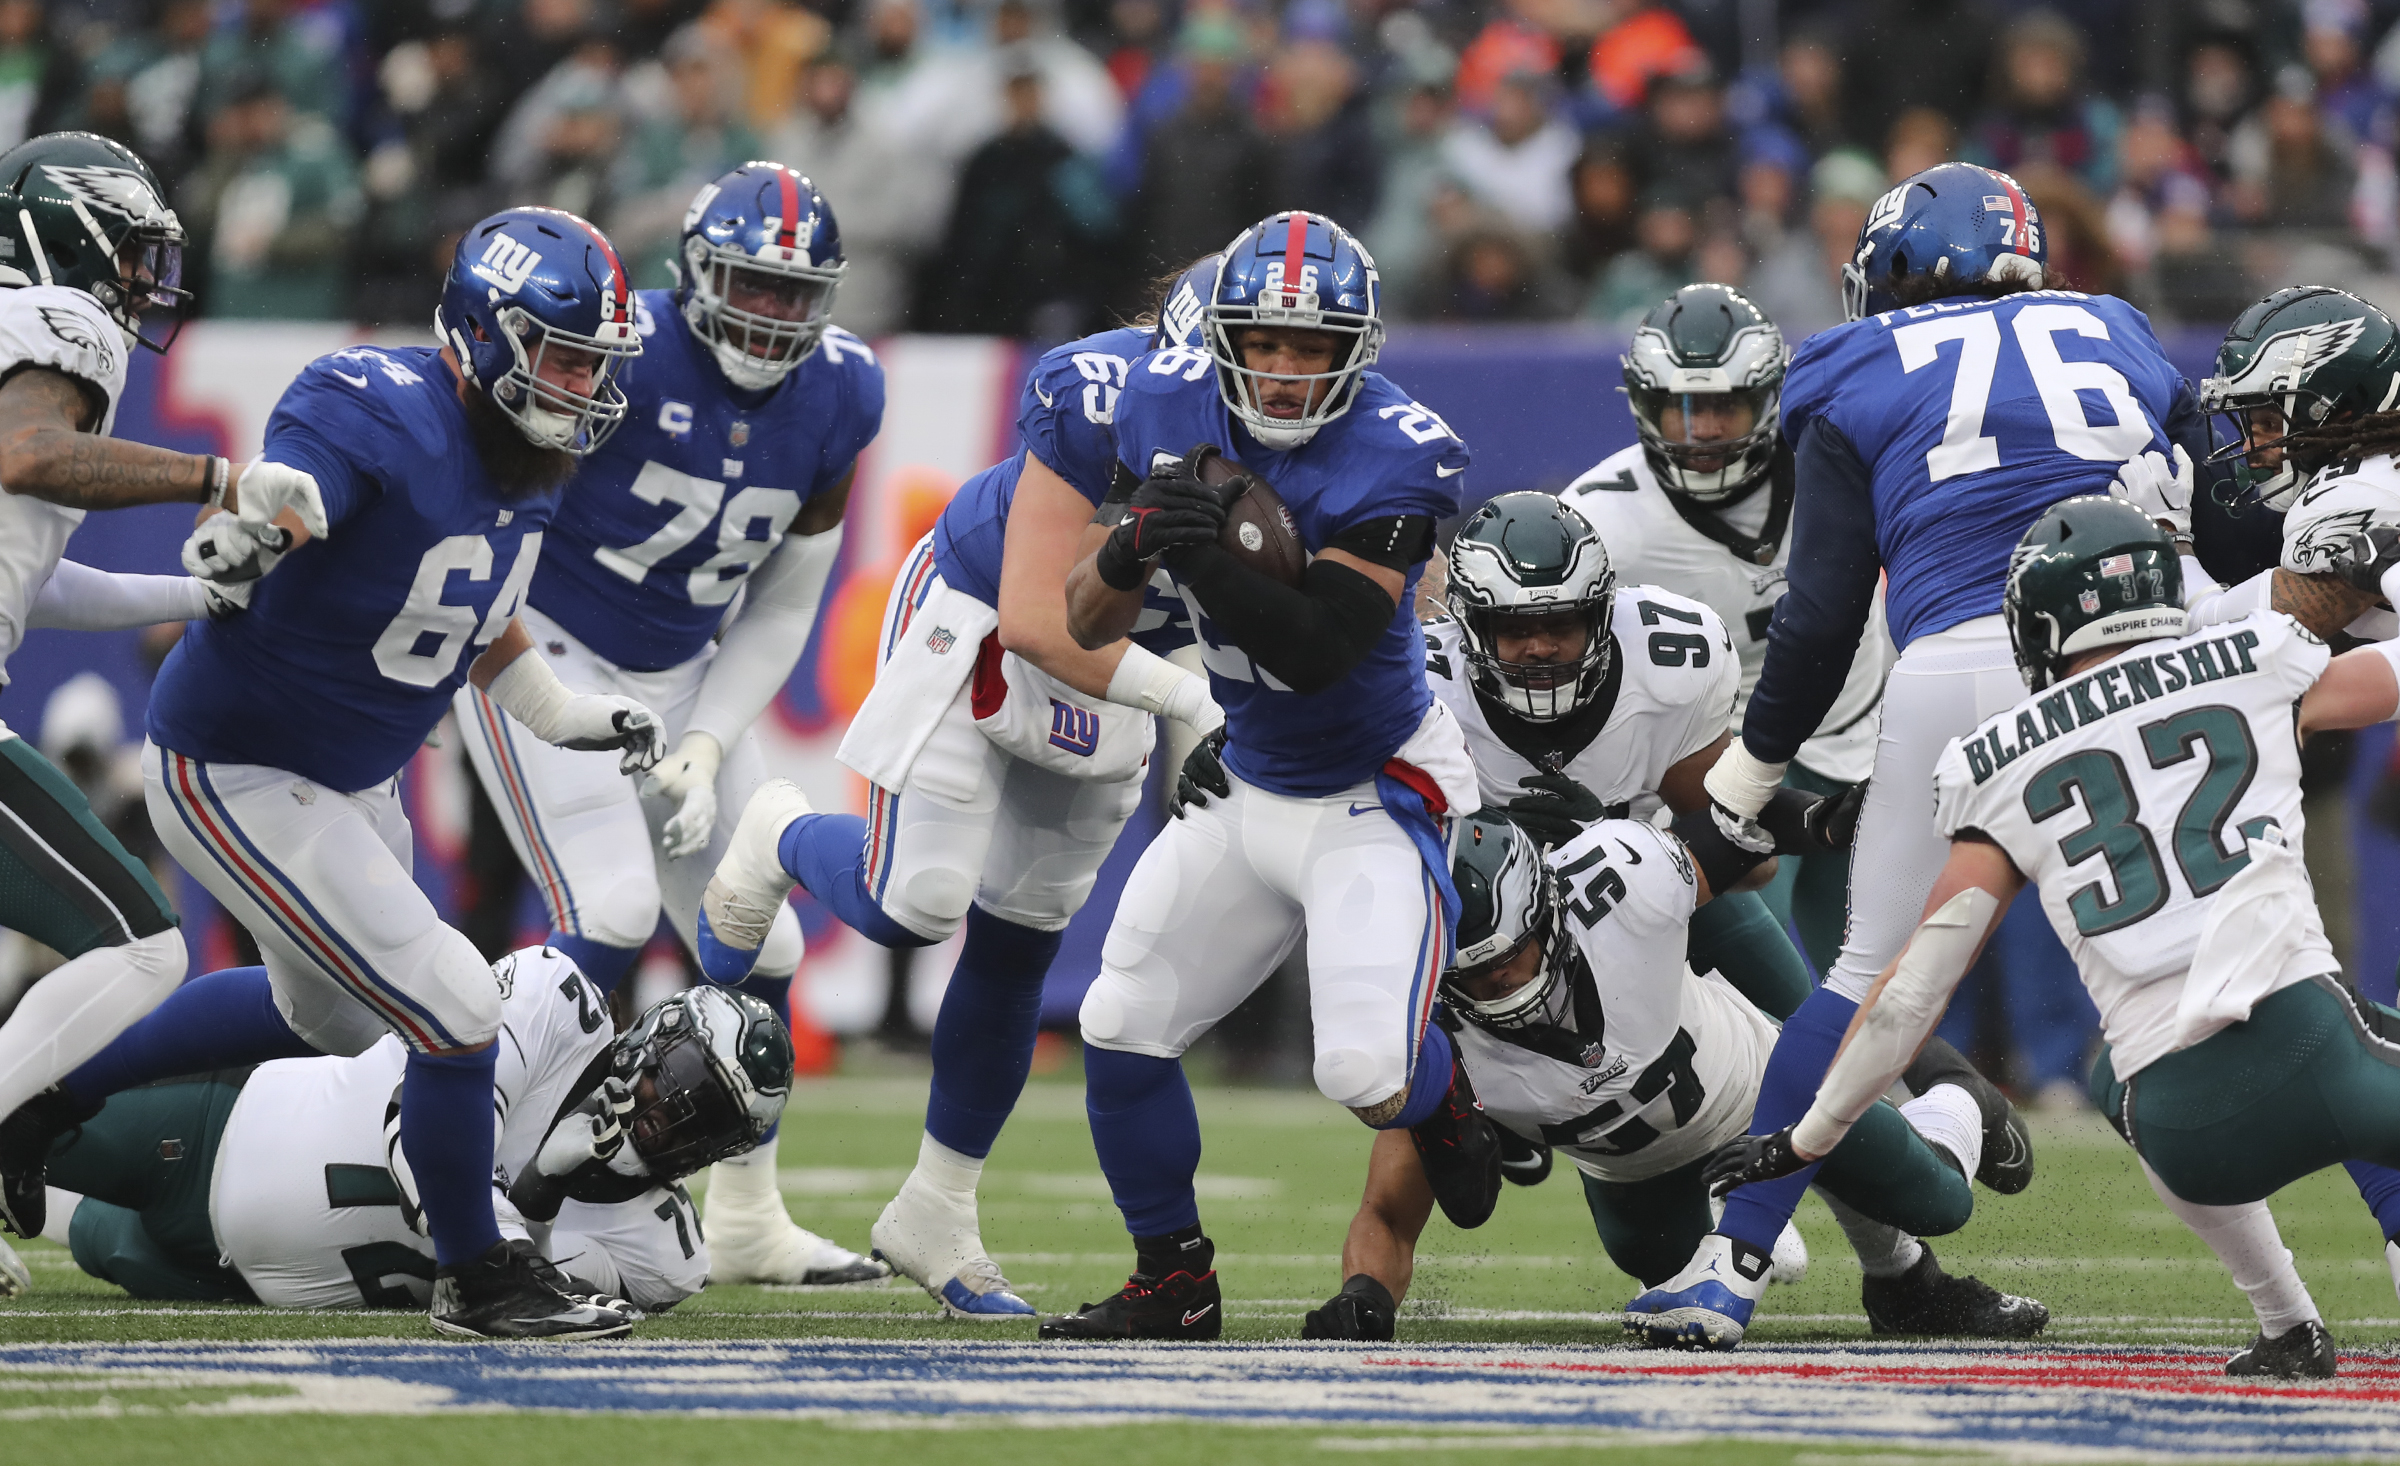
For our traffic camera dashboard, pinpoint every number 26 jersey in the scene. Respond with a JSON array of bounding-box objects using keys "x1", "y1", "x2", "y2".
[{"x1": 1931, "y1": 610, "x2": 2327, "y2": 1077}]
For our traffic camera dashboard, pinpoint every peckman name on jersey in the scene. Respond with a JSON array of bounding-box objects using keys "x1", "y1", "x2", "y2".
[
  {"x1": 1111, "y1": 349, "x2": 1469, "y2": 795},
  {"x1": 149, "y1": 346, "x2": 557, "y2": 792},
  {"x1": 529, "y1": 289, "x2": 883, "y2": 672}
]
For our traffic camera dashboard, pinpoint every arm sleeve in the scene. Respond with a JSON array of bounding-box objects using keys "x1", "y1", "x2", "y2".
[
  {"x1": 1741, "y1": 416, "x2": 1883, "y2": 763},
  {"x1": 682, "y1": 526, "x2": 843, "y2": 751},
  {"x1": 1172, "y1": 543, "x2": 1398, "y2": 695},
  {"x1": 27, "y1": 559, "x2": 207, "y2": 630}
]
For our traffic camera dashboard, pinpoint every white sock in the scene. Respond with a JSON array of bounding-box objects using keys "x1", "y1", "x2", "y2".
[
  {"x1": 39, "y1": 1186, "x2": 79, "y2": 1246},
  {"x1": 2141, "y1": 1160, "x2": 2319, "y2": 1335},
  {"x1": 910, "y1": 1132, "x2": 985, "y2": 1205},
  {"x1": 708, "y1": 1139, "x2": 782, "y2": 1210},
  {"x1": 1899, "y1": 1083, "x2": 1985, "y2": 1181},
  {"x1": 0, "y1": 928, "x2": 183, "y2": 1122},
  {"x1": 1817, "y1": 1188, "x2": 1925, "y2": 1279}
]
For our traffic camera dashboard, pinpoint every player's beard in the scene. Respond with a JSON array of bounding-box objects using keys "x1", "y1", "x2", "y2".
[{"x1": 463, "y1": 384, "x2": 580, "y2": 499}]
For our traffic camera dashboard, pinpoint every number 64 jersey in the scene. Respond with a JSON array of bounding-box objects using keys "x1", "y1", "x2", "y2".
[{"x1": 1931, "y1": 611, "x2": 2328, "y2": 1080}]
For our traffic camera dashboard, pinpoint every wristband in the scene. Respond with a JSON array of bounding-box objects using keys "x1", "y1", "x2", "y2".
[
  {"x1": 483, "y1": 651, "x2": 576, "y2": 741},
  {"x1": 1791, "y1": 1103, "x2": 1851, "y2": 1161},
  {"x1": 206, "y1": 456, "x2": 230, "y2": 510},
  {"x1": 1701, "y1": 740, "x2": 1789, "y2": 821},
  {"x1": 1095, "y1": 535, "x2": 1150, "y2": 592}
]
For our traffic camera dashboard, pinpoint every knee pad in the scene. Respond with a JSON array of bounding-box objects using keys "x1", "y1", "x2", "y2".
[
  {"x1": 1313, "y1": 1046, "x2": 1406, "y2": 1112},
  {"x1": 118, "y1": 926, "x2": 186, "y2": 986},
  {"x1": 572, "y1": 871, "x2": 663, "y2": 951},
  {"x1": 1078, "y1": 970, "x2": 1182, "y2": 1057},
  {"x1": 265, "y1": 966, "x2": 387, "y2": 1058},
  {"x1": 887, "y1": 865, "x2": 972, "y2": 940},
  {"x1": 394, "y1": 926, "x2": 503, "y2": 1050},
  {"x1": 1309, "y1": 979, "x2": 1410, "y2": 1109}
]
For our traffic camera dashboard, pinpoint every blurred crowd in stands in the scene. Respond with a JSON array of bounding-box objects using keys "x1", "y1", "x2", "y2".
[{"x1": 18, "y1": 0, "x2": 2400, "y2": 336}]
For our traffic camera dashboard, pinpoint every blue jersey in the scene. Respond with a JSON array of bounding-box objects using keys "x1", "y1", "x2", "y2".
[
  {"x1": 933, "y1": 327, "x2": 1193, "y2": 656},
  {"x1": 1111, "y1": 354, "x2": 1469, "y2": 796},
  {"x1": 149, "y1": 347, "x2": 559, "y2": 792},
  {"x1": 528, "y1": 290, "x2": 884, "y2": 671}
]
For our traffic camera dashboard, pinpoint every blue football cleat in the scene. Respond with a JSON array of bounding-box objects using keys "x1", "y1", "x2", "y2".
[
  {"x1": 695, "y1": 780, "x2": 812, "y2": 984},
  {"x1": 1624, "y1": 1233, "x2": 1773, "y2": 1350}
]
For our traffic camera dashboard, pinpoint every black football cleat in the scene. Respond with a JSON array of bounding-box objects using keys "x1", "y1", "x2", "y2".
[
  {"x1": 2227, "y1": 1319, "x2": 2338, "y2": 1380},
  {"x1": 1409, "y1": 1051, "x2": 1503, "y2": 1229},
  {"x1": 0, "y1": 1086, "x2": 88, "y2": 1240},
  {"x1": 1862, "y1": 1246, "x2": 2048, "y2": 1338},
  {"x1": 1496, "y1": 1126, "x2": 1553, "y2": 1187},
  {"x1": 1904, "y1": 1038, "x2": 2034, "y2": 1195},
  {"x1": 1038, "y1": 1268, "x2": 1222, "y2": 1341},
  {"x1": 1302, "y1": 1274, "x2": 1396, "y2": 1341},
  {"x1": 429, "y1": 1241, "x2": 637, "y2": 1341}
]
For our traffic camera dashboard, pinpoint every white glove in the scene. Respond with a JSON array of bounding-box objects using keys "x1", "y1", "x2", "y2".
[
  {"x1": 484, "y1": 652, "x2": 665, "y2": 774},
  {"x1": 232, "y1": 458, "x2": 328, "y2": 540},
  {"x1": 201, "y1": 578, "x2": 251, "y2": 618},
  {"x1": 181, "y1": 513, "x2": 290, "y2": 584},
  {"x1": 641, "y1": 731, "x2": 722, "y2": 860},
  {"x1": 2111, "y1": 444, "x2": 2194, "y2": 539},
  {"x1": 534, "y1": 1076, "x2": 634, "y2": 1177}
]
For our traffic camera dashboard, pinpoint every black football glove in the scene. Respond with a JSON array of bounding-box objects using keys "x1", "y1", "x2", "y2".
[
  {"x1": 1757, "y1": 782, "x2": 1869, "y2": 856},
  {"x1": 1095, "y1": 456, "x2": 1230, "y2": 590},
  {"x1": 2332, "y1": 524, "x2": 2400, "y2": 601},
  {"x1": 1502, "y1": 769, "x2": 1607, "y2": 847},
  {"x1": 1170, "y1": 726, "x2": 1230, "y2": 819},
  {"x1": 1301, "y1": 1274, "x2": 1397, "y2": 1341},
  {"x1": 1701, "y1": 1125, "x2": 1811, "y2": 1197}
]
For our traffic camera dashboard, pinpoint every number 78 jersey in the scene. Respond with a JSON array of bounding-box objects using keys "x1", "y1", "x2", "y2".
[{"x1": 1931, "y1": 611, "x2": 2328, "y2": 1078}]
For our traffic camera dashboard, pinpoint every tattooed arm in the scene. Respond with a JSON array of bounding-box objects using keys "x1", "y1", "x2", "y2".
[
  {"x1": 0, "y1": 365, "x2": 216, "y2": 510},
  {"x1": 2271, "y1": 567, "x2": 2381, "y2": 640}
]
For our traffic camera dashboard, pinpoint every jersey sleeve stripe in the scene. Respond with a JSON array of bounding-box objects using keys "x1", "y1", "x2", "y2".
[
  {"x1": 880, "y1": 539, "x2": 942, "y2": 662},
  {"x1": 465, "y1": 686, "x2": 580, "y2": 936},
  {"x1": 158, "y1": 748, "x2": 454, "y2": 1052}
]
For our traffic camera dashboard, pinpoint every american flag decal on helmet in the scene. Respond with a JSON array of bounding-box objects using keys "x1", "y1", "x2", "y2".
[{"x1": 2100, "y1": 554, "x2": 2135, "y2": 577}]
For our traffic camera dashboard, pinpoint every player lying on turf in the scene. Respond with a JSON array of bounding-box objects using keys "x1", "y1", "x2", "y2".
[
  {"x1": 690, "y1": 258, "x2": 1223, "y2": 1319},
  {"x1": 1566, "y1": 284, "x2": 1896, "y2": 971},
  {"x1": 34, "y1": 949, "x2": 788, "y2": 1313},
  {"x1": 1305, "y1": 809, "x2": 2048, "y2": 1346},
  {"x1": 450, "y1": 164, "x2": 884, "y2": 1289},
  {"x1": 1709, "y1": 496, "x2": 2400, "y2": 1381}
]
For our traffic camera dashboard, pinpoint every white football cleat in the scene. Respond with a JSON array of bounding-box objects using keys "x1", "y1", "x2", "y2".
[
  {"x1": 872, "y1": 1174, "x2": 1035, "y2": 1319},
  {"x1": 703, "y1": 1166, "x2": 890, "y2": 1286},
  {"x1": 0, "y1": 1233, "x2": 28, "y2": 1297},
  {"x1": 1769, "y1": 1218, "x2": 1809, "y2": 1286},
  {"x1": 696, "y1": 780, "x2": 813, "y2": 983}
]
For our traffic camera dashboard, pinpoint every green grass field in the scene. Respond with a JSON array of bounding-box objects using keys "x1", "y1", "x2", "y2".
[{"x1": 4, "y1": 1061, "x2": 2394, "y2": 1463}]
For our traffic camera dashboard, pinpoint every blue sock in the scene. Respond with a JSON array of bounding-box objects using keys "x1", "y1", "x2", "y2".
[
  {"x1": 402, "y1": 1047, "x2": 505, "y2": 1268},
  {"x1": 546, "y1": 932, "x2": 640, "y2": 996},
  {"x1": 63, "y1": 967, "x2": 314, "y2": 1111},
  {"x1": 735, "y1": 970, "x2": 795, "y2": 1145},
  {"x1": 2348, "y1": 1161, "x2": 2400, "y2": 1242},
  {"x1": 1085, "y1": 1046, "x2": 1202, "y2": 1237},
  {"x1": 1717, "y1": 986, "x2": 1859, "y2": 1253},
  {"x1": 1376, "y1": 1023, "x2": 1453, "y2": 1130},
  {"x1": 926, "y1": 907, "x2": 1061, "y2": 1158},
  {"x1": 778, "y1": 813, "x2": 937, "y2": 949}
]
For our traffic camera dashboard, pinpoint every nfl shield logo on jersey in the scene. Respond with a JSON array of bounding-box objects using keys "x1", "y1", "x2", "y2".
[
  {"x1": 1048, "y1": 701, "x2": 1100, "y2": 757},
  {"x1": 730, "y1": 421, "x2": 751, "y2": 447},
  {"x1": 925, "y1": 626, "x2": 956, "y2": 655}
]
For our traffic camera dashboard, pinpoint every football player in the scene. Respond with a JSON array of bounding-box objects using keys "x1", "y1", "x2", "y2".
[
  {"x1": 691, "y1": 262, "x2": 1222, "y2": 1318},
  {"x1": 1029, "y1": 210, "x2": 1487, "y2": 1341},
  {"x1": 449, "y1": 164, "x2": 884, "y2": 1288},
  {"x1": 0, "y1": 131, "x2": 329, "y2": 1235},
  {"x1": 1565, "y1": 284, "x2": 1894, "y2": 969},
  {"x1": 4, "y1": 208, "x2": 665, "y2": 1340},
  {"x1": 1710, "y1": 496, "x2": 2400, "y2": 1379},
  {"x1": 1306, "y1": 810, "x2": 2046, "y2": 1346},
  {"x1": 1643, "y1": 163, "x2": 2208, "y2": 1347},
  {"x1": 40, "y1": 951, "x2": 785, "y2": 1314}
]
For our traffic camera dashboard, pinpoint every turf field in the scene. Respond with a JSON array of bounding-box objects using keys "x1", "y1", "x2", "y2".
[{"x1": 5, "y1": 1065, "x2": 2398, "y2": 1462}]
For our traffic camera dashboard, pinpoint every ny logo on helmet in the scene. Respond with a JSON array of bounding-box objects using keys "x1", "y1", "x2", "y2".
[
  {"x1": 41, "y1": 165, "x2": 166, "y2": 225},
  {"x1": 1160, "y1": 280, "x2": 1205, "y2": 347},
  {"x1": 1863, "y1": 183, "x2": 1909, "y2": 238},
  {"x1": 471, "y1": 232, "x2": 544, "y2": 296}
]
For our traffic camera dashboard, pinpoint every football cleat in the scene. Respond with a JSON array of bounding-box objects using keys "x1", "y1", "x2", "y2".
[
  {"x1": 1497, "y1": 1126, "x2": 1553, "y2": 1187},
  {"x1": 1769, "y1": 1218, "x2": 1809, "y2": 1286},
  {"x1": 1038, "y1": 1267, "x2": 1222, "y2": 1341},
  {"x1": 0, "y1": 1087, "x2": 84, "y2": 1241},
  {"x1": 1624, "y1": 1233, "x2": 1772, "y2": 1350},
  {"x1": 0, "y1": 1233, "x2": 28, "y2": 1297},
  {"x1": 1904, "y1": 1039, "x2": 2034, "y2": 1195},
  {"x1": 871, "y1": 1177, "x2": 1033, "y2": 1318},
  {"x1": 696, "y1": 779, "x2": 813, "y2": 984},
  {"x1": 2227, "y1": 1319, "x2": 2338, "y2": 1380},
  {"x1": 1302, "y1": 1274, "x2": 1396, "y2": 1341},
  {"x1": 1408, "y1": 1050, "x2": 1504, "y2": 1229},
  {"x1": 429, "y1": 1240, "x2": 637, "y2": 1341},
  {"x1": 705, "y1": 1170, "x2": 891, "y2": 1287},
  {"x1": 1862, "y1": 1245, "x2": 2047, "y2": 1338}
]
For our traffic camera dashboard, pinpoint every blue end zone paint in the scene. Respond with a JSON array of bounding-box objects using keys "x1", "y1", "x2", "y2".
[{"x1": 2, "y1": 1340, "x2": 2396, "y2": 1455}]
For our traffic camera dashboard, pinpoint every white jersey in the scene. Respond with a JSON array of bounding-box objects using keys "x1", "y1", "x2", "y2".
[
  {"x1": 1931, "y1": 612, "x2": 2331, "y2": 1079},
  {"x1": 2280, "y1": 454, "x2": 2400, "y2": 641},
  {"x1": 1563, "y1": 445, "x2": 1895, "y2": 782},
  {"x1": 1453, "y1": 819, "x2": 1776, "y2": 1183},
  {"x1": 1427, "y1": 583, "x2": 1736, "y2": 821},
  {"x1": 0, "y1": 287, "x2": 128, "y2": 681},
  {"x1": 209, "y1": 947, "x2": 707, "y2": 1310}
]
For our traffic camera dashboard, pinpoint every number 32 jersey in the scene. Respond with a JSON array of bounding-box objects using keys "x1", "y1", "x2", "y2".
[
  {"x1": 1932, "y1": 611, "x2": 2326, "y2": 1078},
  {"x1": 529, "y1": 290, "x2": 884, "y2": 672}
]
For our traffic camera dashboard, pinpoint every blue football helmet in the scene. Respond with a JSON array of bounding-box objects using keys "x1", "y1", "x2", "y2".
[
  {"x1": 677, "y1": 162, "x2": 846, "y2": 391},
  {"x1": 437, "y1": 207, "x2": 641, "y2": 455},
  {"x1": 1206, "y1": 211, "x2": 1383, "y2": 449},
  {"x1": 1842, "y1": 162, "x2": 2048, "y2": 323}
]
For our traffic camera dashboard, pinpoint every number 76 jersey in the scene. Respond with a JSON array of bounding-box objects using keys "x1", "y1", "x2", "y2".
[{"x1": 1931, "y1": 610, "x2": 2327, "y2": 1077}]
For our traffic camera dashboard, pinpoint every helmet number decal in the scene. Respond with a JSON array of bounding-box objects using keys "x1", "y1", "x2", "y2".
[
  {"x1": 1378, "y1": 400, "x2": 1459, "y2": 446},
  {"x1": 1894, "y1": 303, "x2": 2151, "y2": 482},
  {"x1": 1261, "y1": 260, "x2": 1320, "y2": 297}
]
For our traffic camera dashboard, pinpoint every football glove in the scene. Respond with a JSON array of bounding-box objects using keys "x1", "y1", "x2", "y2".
[
  {"x1": 1756, "y1": 782, "x2": 1869, "y2": 856},
  {"x1": 1702, "y1": 1126, "x2": 1812, "y2": 1196},
  {"x1": 1502, "y1": 769, "x2": 1606, "y2": 847},
  {"x1": 2331, "y1": 524, "x2": 2400, "y2": 606},
  {"x1": 642, "y1": 731, "x2": 722, "y2": 859},
  {"x1": 484, "y1": 652, "x2": 666, "y2": 775},
  {"x1": 201, "y1": 577, "x2": 252, "y2": 618},
  {"x1": 2109, "y1": 443, "x2": 2194, "y2": 539},
  {"x1": 1170, "y1": 726, "x2": 1230, "y2": 819},
  {"x1": 1095, "y1": 456, "x2": 1230, "y2": 589},
  {"x1": 181, "y1": 513, "x2": 291, "y2": 584},
  {"x1": 230, "y1": 458, "x2": 329, "y2": 540},
  {"x1": 534, "y1": 1076, "x2": 634, "y2": 1178}
]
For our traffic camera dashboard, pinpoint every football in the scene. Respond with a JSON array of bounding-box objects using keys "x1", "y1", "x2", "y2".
[{"x1": 1191, "y1": 444, "x2": 1306, "y2": 587}]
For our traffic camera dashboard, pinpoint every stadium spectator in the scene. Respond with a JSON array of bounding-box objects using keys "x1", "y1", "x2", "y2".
[
  {"x1": 181, "y1": 74, "x2": 361, "y2": 320},
  {"x1": 1557, "y1": 129, "x2": 1638, "y2": 286},
  {"x1": 1884, "y1": 106, "x2": 1959, "y2": 186},
  {"x1": 1968, "y1": 9, "x2": 2122, "y2": 195},
  {"x1": 197, "y1": 0, "x2": 346, "y2": 126},
  {"x1": 611, "y1": 26, "x2": 766, "y2": 287},
  {"x1": 479, "y1": 0, "x2": 603, "y2": 104},
  {"x1": 1440, "y1": 67, "x2": 1578, "y2": 235},
  {"x1": 1734, "y1": 127, "x2": 1806, "y2": 258},
  {"x1": 877, "y1": 0, "x2": 1123, "y2": 170},
  {"x1": 1429, "y1": 224, "x2": 1568, "y2": 321},
  {"x1": 767, "y1": 56, "x2": 947, "y2": 337},
  {"x1": 1586, "y1": 0, "x2": 1703, "y2": 116},
  {"x1": 2014, "y1": 161, "x2": 2124, "y2": 297},
  {"x1": 1451, "y1": 0, "x2": 1560, "y2": 118},
  {"x1": 2227, "y1": 69, "x2": 2358, "y2": 231},
  {"x1": 1743, "y1": 149, "x2": 1884, "y2": 343},
  {"x1": 350, "y1": 28, "x2": 509, "y2": 327},
  {"x1": 1584, "y1": 191, "x2": 1694, "y2": 325},
  {"x1": 1128, "y1": 15, "x2": 1269, "y2": 280},
  {"x1": 1845, "y1": 0, "x2": 2000, "y2": 151},
  {"x1": 0, "y1": 0, "x2": 79, "y2": 157},
  {"x1": 1631, "y1": 58, "x2": 1738, "y2": 211},
  {"x1": 700, "y1": 0, "x2": 834, "y2": 131},
  {"x1": 1264, "y1": 36, "x2": 1378, "y2": 232},
  {"x1": 2180, "y1": 34, "x2": 2258, "y2": 183},
  {"x1": 1359, "y1": 54, "x2": 1457, "y2": 307},
  {"x1": 1757, "y1": 28, "x2": 1863, "y2": 160},
  {"x1": 71, "y1": 0, "x2": 210, "y2": 197},
  {"x1": 2304, "y1": 0, "x2": 2391, "y2": 149},
  {"x1": 490, "y1": 31, "x2": 626, "y2": 221}
]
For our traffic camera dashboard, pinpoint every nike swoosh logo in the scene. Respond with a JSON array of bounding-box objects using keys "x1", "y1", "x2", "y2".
[
  {"x1": 333, "y1": 370, "x2": 369, "y2": 389},
  {"x1": 1347, "y1": 803, "x2": 1382, "y2": 816},
  {"x1": 1035, "y1": 384, "x2": 1055, "y2": 407},
  {"x1": 1183, "y1": 1305, "x2": 1216, "y2": 1325},
  {"x1": 1435, "y1": 463, "x2": 1465, "y2": 478},
  {"x1": 1617, "y1": 840, "x2": 1643, "y2": 865}
]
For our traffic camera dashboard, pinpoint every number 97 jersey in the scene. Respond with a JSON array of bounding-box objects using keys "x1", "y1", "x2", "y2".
[{"x1": 1930, "y1": 610, "x2": 2327, "y2": 1078}]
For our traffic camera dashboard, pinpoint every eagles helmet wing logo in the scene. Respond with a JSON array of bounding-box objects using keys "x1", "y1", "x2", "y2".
[
  {"x1": 39, "y1": 164, "x2": 168, "y2": 227},
  {"x1": 2250, "y1": 316, "x2": 2373, "y2": 395}
]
